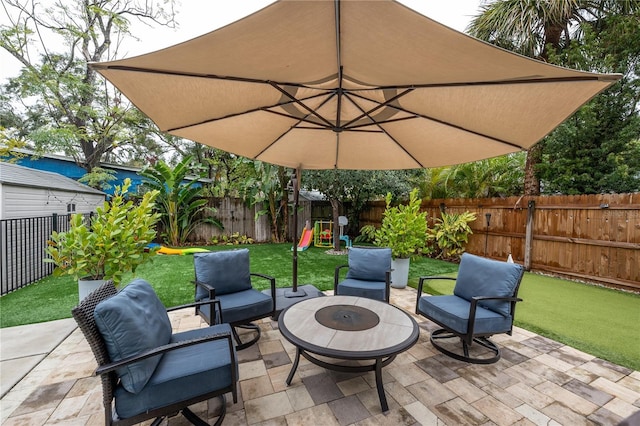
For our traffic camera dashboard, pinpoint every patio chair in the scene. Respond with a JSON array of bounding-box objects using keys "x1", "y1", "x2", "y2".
[
  {"x1": 194, "y1": 248, "x2": 277, "y2": 350},
  {"x1": 71, "y1": 279, "x2": 238, "y2": 426},
  {"x1": 415, "y1": 253, "x2": 524, "y2": 364},
  {"x1": 334, "y1": 246, "x2": 392, "y2": 303}
]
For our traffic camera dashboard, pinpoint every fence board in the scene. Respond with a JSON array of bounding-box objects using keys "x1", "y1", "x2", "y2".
[{"x1": 360, "y1": 193, "x2": 639, "y2": 291}]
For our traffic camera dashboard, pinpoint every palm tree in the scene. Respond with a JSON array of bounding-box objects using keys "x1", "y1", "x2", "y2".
[{"x1": 467, "y1": 0, "x2": 640, "y2": 195}]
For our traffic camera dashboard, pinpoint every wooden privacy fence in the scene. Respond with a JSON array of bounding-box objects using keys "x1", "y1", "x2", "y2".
[
  {"x1": 192, "y1": 197, "x2": 323, "y2": 243},
  {"x1": 360, "y1": 193, "x2": 640, "y2": 292}
]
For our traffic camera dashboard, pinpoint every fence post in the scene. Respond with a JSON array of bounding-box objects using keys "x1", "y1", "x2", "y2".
[
  {"x1": 524, "y1": 200, "x2": 535, "y2": 271},
  {"x1": 52, "y1": 213, "x2": 58, "y2": 233}
]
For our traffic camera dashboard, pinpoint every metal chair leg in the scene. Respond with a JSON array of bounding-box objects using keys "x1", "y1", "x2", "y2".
[{"x1": 430, "y1": 329, "x2": 501, "y2": 364}]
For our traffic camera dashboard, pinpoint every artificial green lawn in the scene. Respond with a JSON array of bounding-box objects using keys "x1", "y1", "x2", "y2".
[
  {"x1": 422, "y1": 274, "x2": 640, "y2": 372},
  {"x1": 1, "y1": 243, "x2": 638, "y2": 371}
]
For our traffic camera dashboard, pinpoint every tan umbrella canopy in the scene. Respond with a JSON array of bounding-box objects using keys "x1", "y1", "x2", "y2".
[
  {"x1": 91, "y1": 0, "x2": 620, "y2": 171},
  {"x1": 92, "y1": 0, "x2": 620, "y2": 296}
]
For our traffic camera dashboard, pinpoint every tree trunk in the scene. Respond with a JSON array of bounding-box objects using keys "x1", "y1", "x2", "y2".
[{"x1": 524, "y1": 143, "x2": 543, "y2": 196}]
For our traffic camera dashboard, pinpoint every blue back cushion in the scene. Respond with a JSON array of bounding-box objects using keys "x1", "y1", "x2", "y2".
[
  {"x1": 93, "y1": 279, "x2": 172, "y2": 394},
  {"x1": 194, "y1": 249, "x2": 252, "y2": 298},
  {"x1": 453, "y1": 253, "x2": 524, "y2": 316},
  {"x1": 346, "y1": 247, "x2": 392, "y2": 282}
]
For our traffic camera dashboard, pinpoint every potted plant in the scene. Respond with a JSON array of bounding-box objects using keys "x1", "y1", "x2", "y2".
[
  {"x1": 374, "y1": 189, "x2": 428, "y2": 288},
  {"x1": 45, "y1": 178, "x2": 160, "y2": 300}
]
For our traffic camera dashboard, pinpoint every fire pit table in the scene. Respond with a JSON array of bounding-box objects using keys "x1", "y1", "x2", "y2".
[{"x1": 278, "y1": 295, "x2": 419, "y2": 412}]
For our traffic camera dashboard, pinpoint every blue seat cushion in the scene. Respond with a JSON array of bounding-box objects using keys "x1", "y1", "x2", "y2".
[
  {"x1": 418, "y1": 294, "x2": 513, "y2": 335},
  {"x1": 199, "y1": 288, "x2": 273, "y2": 325},
  {"x1": 194, "y1": 249, "x2": 252, "y2": 300},
  {"x1": 345, "y1": 247, "x2": 391, "y2": 282},
  {"x1": 94, "y1": 279, "x2": 172, "y2": 394},
  {"x1": 453, "y1": 253, "x2": 523, "y2": 316},
  {"x1": 114, "y1": 324, "x2": 236, "y2": 419},
  {"x1": 337, "y1": 278, "x2": 386, "y2": 302}
]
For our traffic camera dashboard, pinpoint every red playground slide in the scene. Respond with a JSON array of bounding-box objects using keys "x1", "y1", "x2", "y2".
[{"x1": 296, "y1": 227, "x2": 314, "y2": 251}]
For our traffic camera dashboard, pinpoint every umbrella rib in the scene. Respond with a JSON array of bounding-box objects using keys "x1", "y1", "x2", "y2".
[
  {"x1": 253, "y1": 110, "x2": 321, "y2": 160},
  {"x1": 89, "y1": 64, "x2": 325, "y2": 90},
  {"x1": 261, "y1": 109, "x2": 333, "y2": 129},
  {"x1": 343, "y1": 92, "x2": 425, "y2": 168},
  {"x1": 269, "y1": 82, "x2": 336, "y2": 129},
  {"x1": 370, "y1": 75, "x2": 619, "y2": 91},
  {"x1": 295, "y1": 126, "x2": 383, "y2": 133},
  {"x1": 374, "y1": 102, "x2": 524, "y2": 150},
  {"x1": 341, "y1": 88, "x2": 414, "y2": 128},
  {"x1": 343, "y1": 90, "x2": 523, "y2": 150},
  {"x1": 165, "y1": 92, "x2": 330, "y2": 132},
  {"x1": 90, "y1": 65, "x2": 616, "y2": 90},
  {"x1": 253, "y1": 127, "x2": 296, "y2": 160}
]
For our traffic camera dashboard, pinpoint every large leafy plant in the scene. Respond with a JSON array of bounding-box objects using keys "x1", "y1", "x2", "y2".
[
  {"x1": 139, "y1": 156, "x2": 222, "y2": 246},
  {"x1": 428, "y1": 211, "x2": 477, "y2": 260},
  {"x1": 374, "y1": 189, "x2": 428, "y2": 259},
  {"x1": 45, "y1": 179, "x2": 160, "y2": 284}
]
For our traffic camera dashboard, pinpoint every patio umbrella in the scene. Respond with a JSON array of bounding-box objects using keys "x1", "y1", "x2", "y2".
[{"x1": 90, "y1": 0, "x2": 619, "y2": 291}]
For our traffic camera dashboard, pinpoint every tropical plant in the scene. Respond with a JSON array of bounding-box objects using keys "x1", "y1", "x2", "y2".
[
  {"x1": 355, "y1": 224, "x2": 377, "y2": 244},
  {"x1": 138, "y1": 156, "x2": 222, "y2": 246},
  {"x1": 416, "y1": 167, "x2": 452, "y2": 200},
  {"x1": 44, "y1": 179, "x2": 160, "y2": 285},
  {"x1": 243, "y1": 162, "x2": 290, "y2": 242},
  {"x1": 538, "y1": 13, "x2": 640, "y2": 195},
  {"x1": 374, "y1": 189, "x2": 428, "y2": 259},
  {"x1": 467, "y1": 0, "x2": 640, "y2": 196},
  {"x1": 446, "y1": 154, "x2": 525, "y2": 198},
  {"x1": 211, "y1": 233, "x2": 255, "y2": 246},
  {"x1": 428, "y1": 211, "x2": 477, "y2": 260}
]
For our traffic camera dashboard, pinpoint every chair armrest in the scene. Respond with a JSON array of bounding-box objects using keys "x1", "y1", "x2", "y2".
[
  {"x1": 466, "y1": 296, "x2": 523, "y2": 337},
  {"x1": 194, "y1": 280, "x2": 215, "y2": 299},
  {"x1": 166, "y1": 299, "x2": 222, "y2": 312},
  {"x1": 167, "y1": 299, "x2": 223, "y2": 324},
  {"x1": 384, "y1": 270, "x2": 391, "y2": 303},
  {"x1": 95, "y1": 329, "x2": 233, "y2": 376},
  {"x1": 472, "y1": 295, "x2": 523, "y2": 303},
  {"x1": 191, "y1": 281, "x2": 223, "y2": 323},
  {"x1": 251, "y1": 272, "x2": 276, "y2": 283},
  {"x1": 251, "y1": 272, "x2": 277, "y2": 313},
  {"x1": 416, "y1": 276, "x2": 456, "y2": 314},
  {"x1": 334, "y1": 264, "x2": 349, "y2": 294}
]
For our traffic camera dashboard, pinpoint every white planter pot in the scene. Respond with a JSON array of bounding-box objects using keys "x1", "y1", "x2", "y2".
[
  {"x1": 78, "y1": 278, "x2": 107, "y2": 301},
  {"x1": 391, "y1": 258, "x2": 410, "y2": 288}
]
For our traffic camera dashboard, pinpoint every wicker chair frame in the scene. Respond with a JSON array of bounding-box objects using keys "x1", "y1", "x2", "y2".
[{"x1": 72, "y1": 281, "x2": 237, "y2": 425}]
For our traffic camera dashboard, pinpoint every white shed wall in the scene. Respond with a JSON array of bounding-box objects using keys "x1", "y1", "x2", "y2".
[{"x1": 1, "y1": 184, "x2": 104, "y2": 219}]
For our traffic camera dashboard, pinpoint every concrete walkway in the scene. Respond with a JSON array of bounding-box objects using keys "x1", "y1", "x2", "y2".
[
  {"x1": 1, "y1": 287, "x2": 639, "y2": 425},
  {"x1": 0, "y1": 318, "x2": 77, "y2": 399}
]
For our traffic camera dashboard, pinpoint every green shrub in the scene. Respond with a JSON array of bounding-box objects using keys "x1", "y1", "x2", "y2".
[
  {"x1": 355, "y1": 224, "x2": 377, "y2": 244},
  {"x1": 211, "y1": 232, "x2": 255, "y2": 245},
  {"x1": 428, "y1": 211, "x2": 477, "y2": 260},
  {"x1": 44, "y1": 179, "x2": 160, "y2": 285},
  {"x1": 374, "y1": 189, "x2": 428, "y2": 259}
]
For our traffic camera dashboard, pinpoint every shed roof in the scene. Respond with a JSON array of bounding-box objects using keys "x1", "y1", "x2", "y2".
[{"x1": 0, "y1": 162, "x2": 105, "y2": 195}]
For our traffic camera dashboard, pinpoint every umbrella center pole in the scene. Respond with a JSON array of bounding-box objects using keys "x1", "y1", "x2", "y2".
[{"x1": 285, "y1": 167, "x2": 307, "y2": 298}]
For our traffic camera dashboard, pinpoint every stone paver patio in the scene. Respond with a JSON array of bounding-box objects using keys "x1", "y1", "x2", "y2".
[{"x1": 1, "y1": 286, "x2": 639, "y2": 425}]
